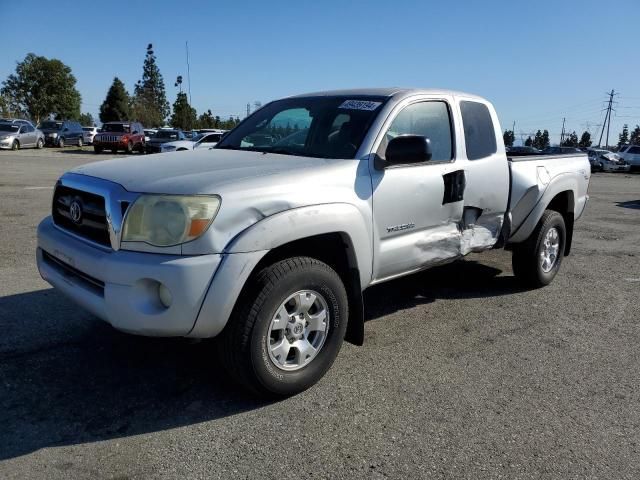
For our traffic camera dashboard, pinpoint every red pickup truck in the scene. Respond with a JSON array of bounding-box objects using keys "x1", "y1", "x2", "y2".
[{"x1": 93, "y1": 121, "x2": 145, "y2": 154}]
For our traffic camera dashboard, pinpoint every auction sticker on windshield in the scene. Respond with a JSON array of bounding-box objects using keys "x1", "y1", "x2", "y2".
[{"x1": 339, "y1": 100, "x2": 382, "y2": 111}]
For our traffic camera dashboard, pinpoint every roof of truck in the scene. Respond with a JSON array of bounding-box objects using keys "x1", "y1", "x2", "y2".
[{"x1": 289, "y1": 88, "x2": 486, "y2": 101}]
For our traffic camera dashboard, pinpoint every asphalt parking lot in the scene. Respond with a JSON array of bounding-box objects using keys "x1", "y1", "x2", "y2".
[{"x1": 0, "y1": 147, "x2": 639, "y2": 479}]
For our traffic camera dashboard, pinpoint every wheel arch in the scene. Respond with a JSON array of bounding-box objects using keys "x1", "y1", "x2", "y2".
[{"x1": 508, "y1": 173, "x2": 578, "y2": 251}]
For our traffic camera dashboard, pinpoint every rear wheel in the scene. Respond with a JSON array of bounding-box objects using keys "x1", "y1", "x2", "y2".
[
  {"x1": 94, "y1": 146, "x2": 103, "y2": 154},
  {"x1": 219, "y1": 257, "x2": 348, "y2": 397},
  {"x1": 512, "y1": 210, "x2": 566, "y2": 287}
]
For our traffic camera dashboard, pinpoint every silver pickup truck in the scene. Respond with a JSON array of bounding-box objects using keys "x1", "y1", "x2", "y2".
[{"x1": 37, "y1": 88, "x2": 590, "y2": 396}]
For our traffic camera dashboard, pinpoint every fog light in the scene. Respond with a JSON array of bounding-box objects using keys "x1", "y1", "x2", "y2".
[{"x1": 158, "y1": 283, "x2": 173, "y2": 308}]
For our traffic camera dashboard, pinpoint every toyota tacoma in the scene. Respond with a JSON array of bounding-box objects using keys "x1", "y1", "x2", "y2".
[{"x1": 37, "y1": 89, "x2": 590, "y2": 396}]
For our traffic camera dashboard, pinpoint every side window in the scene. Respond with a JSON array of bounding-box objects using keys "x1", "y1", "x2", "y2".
[
  {"x1": 460, "y1": 101, "x2": 497, "y2": 160},
  {"x1": 379, "y1": 101, "x2": 453, "y2": 162},
  {"x1": 26, "y1": 125, "x2": 34, "y2": 132},
  {"x1": 629, "y1": 146, "x2": 640, "y2": 154}
]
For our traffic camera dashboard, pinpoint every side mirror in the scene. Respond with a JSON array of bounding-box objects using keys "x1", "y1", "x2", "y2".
[{"x1": 384, "y1": 135, "x2": 432, "y2": 166}]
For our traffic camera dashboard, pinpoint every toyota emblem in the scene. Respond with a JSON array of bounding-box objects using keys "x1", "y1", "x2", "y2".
[{"x1": 69, "y1": 200, "x2": 83, "y2": 224}]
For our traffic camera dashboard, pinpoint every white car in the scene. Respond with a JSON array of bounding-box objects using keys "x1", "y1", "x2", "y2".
[
  {"x1": 618, "y1": 145, "x2": 640, "y2": 170},
  {"x1": 587, "y1": 149, "x2": 631, "y2": 172},
  {"x1": 160, "y1": 132, "x2": 225, "y2": 153},
  {"x1": 82, "y1": 127, "x2": 98, "y2": 144}
]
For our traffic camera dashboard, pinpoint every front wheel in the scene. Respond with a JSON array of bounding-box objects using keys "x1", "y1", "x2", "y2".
[
  {"x1": 94, "y1": 146, "x2": 103, "y2": 154},
  {"x1": 512, "y1": 210, "x2": 566, "y2": 287},
  {"x1": 125, "y1": 142, "x2": 133, "y2": 154},
  {"x1": 77, "y1": 137, "x2": 83, "y2": 147},
  {"x1": 11, "y1": 140, "x2": 19, "y2": 151},
  {"x1": 58, "y1": 137, "x2": 65, "y2": 148},
  {"x1": 36, "y1": 138, "x2": 44, "y2": 149},
  {"x1": 219, "y1": 257, "x2": 348, "y2": 397}
]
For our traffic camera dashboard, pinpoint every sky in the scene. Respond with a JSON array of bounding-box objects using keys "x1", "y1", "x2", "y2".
[{"x1": 1, "y1": 0, "x2": 639, "y2": 145}]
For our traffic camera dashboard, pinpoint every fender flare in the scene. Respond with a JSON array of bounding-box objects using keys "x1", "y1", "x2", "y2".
[
  {"x1": 189, "y1": 203, "x2": 372, "y2": 340},
  {"x1": 226, "y1": 203, "x2": 373, "y2": 284}
]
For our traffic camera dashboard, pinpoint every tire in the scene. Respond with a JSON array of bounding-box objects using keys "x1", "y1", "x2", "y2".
[
  {"x1": 77, "y1": 137, "x2": 83, "y2": 147},
  {"x1": 58, "y1": 138, "x2": 65, "y2": 148},
  {"x1": 94, "y1": 146, "x2": 103, "y2": 154},
  {"x1": 219, "y1": 257, "x2": 348, "y2": 397},
  {"x1": 11, "y1": 140, "x2": 19, "y2": 151},
  {"x1": 36, "y1": 138, "x2": 44, "y2": 149},
  {"x1": 512, "y1": 210, "x2": 566, "y2": 288},
  {"x1": 126, "y1": 142, "x2": 133, "y2": 154}
]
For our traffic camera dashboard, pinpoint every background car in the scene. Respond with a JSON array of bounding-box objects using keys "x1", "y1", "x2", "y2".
[
  {"x1": 587, "y1": 148, "x2": 630, "y2": 172},
  {"x1": 160, "y1": 132, "x2": 225, "y2": 152},
  {"x1": 93, "y1": 121, "x2": 145, "y2": 154},
  {"x1": 143, "y1": 129, "x2": 157, "y2": 142},
  {"x1": 506, "y1": 145, "x2": 542, "y2": 156},
  {"x1": 0, "y1": 122, "x2": 45, "y2": 150},
  {"x1": 82, "y1": 126, "x2": 98, "y2": 144},
  {"x1": 39, "y1": 120, "x2": 84, "y2": 147},
  {"x1": 541, "y1": 146, "x2": 584, "y2": 155},
  {"x1": 145, "y1": 129, "x2": 185, "y2": 153},
  {"x1": 618, "y1": 145, "x2": 640, "y2": 171}
]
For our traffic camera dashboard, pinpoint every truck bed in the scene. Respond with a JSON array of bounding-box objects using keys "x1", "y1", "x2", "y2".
[{"x1": 506, "y1": 153, "x2": 590, "y2": 243}]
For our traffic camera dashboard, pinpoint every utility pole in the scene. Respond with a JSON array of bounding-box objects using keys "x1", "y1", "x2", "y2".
[
  {"x1": 246, "y1": 103, "x2": 251, "y2": 118},
  {"x1": 560, "y1": 117, "x2": 566, "y2": 146},
  {"x1": 185, "y1": 41, "x2": 192, "y2": 106},
  {"x1": 598, "y1": 89, "x2": 616, "y2": 148}
]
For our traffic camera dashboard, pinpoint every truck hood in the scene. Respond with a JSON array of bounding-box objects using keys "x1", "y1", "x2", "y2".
[{"x1": 71, "y1": 148, "x2": 346, "y2": 194}]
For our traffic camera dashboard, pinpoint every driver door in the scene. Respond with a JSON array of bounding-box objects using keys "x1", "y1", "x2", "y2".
[{"x1": 369, "y1": 97, "x2": 465, "y2": 282}]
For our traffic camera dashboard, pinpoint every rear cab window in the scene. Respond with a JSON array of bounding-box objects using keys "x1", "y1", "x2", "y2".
[{"x1": 460, "y1": 100, "x2": 497, "y2": 160}]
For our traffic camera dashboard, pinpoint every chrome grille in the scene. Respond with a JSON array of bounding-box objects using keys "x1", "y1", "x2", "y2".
[
  {"x1": 52, "y1": 185, "x2": 110, "y2": 247},
  {"x1": 98, "y1": 135, "x2": 121, "y2": 143}
]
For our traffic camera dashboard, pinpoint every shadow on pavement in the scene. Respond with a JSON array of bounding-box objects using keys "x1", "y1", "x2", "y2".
[
  {"x1": 364, "y1": 259, "x2": 523, "y2": 322},
  {"x1": 0, "y1": 258, "x2": 523, "y2": 459},
  {"x1": 616, "y1": 200, "x2": 640, "y2": 210}
]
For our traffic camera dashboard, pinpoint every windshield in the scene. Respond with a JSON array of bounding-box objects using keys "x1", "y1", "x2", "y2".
[
  {"x1": 0, "y1": 124, "x2": 19, "y2": 132},
  {"x1": 155, "y1": 130, "x2": 180, "y2": 139},
  {"x1": 216, "y1": 96, "x2": 388, "y2": 159},
  {"x1": 40, "y1": 121, "x2": 62, "y2": 130},
  {"x1": 103, "y1": 123, "x2": 129, "y2": 133}
]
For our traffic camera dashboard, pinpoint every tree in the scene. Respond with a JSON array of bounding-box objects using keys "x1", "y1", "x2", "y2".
[
  {"x1": 0, "y1": 94, "x2": 10, "y2": 117},
  {"x1": 532, "y1": 130, "x2": 544, "y2": 150},
  {"x1": 132, "y1": 44, "x2": 170, "y2": 127},
  {"x1": 561, "y1": 131, "x2": 578, "y2": 147},
  {"x1": 541, "y1": 130, "x2": 550, "y2": 149},
  {"x1": 99, "y1": 77, "x2": 130, "y2": 123},
  {"x1": 1, "y1": 53, "x2": 81, "y2": 124},
  {"x1": 618, "y1": 124, "x2": 629, "y2": 146},
  {"x1": 630, "y1": 125, "x2": 640, "y2": 146},
  {"x1": 503, "y1": 130, "x2": 515, "y2": 147},
  {"x1": 524, "y1": 136, "x2": 533, "y2": 147},
  {"x1": 197, "y1": 109, "x2": 216, "y2": 128},
  {"x1": 578, "y1": 131, "x2": 592, "y2": 148},
  {"x1": 170, "y1": 92, "x2": 197, "y2": 130},
  {"x1": 79, "y1": 112, "x2": 95, "y2": 126}
]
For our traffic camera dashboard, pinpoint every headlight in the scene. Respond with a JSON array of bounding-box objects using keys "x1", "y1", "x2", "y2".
[
  {"x1": 122, "y1": 195, "x2": 221, "y2": 247},
  {"x1": 162, "y1": 145, "x2": 176, "y2": 152},
  {"x1": 0, "y1": 135, "x2": 8, "y2": 140},
  {"x1": 48, "y1": 133, "x2": 58, "y2": 137}
]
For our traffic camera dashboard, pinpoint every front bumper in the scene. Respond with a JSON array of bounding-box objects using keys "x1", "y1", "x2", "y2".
[{"x1": 37, "y1": 216, "x2": 222, "y2": 336}]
